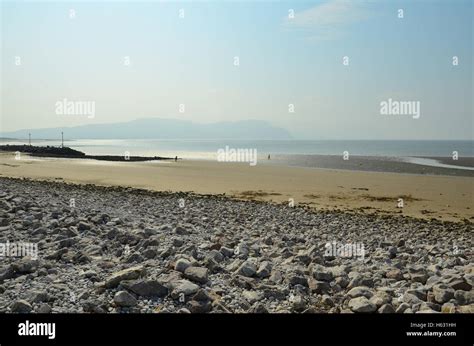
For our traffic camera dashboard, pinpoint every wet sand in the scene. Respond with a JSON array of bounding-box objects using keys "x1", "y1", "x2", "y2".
[{"x1": 263, "y1": 155, "x2": 474, "y2": 177}]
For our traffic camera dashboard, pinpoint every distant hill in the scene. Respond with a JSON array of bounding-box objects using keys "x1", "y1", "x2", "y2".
[{"x1": 1, "y1": 118, "x2": 292, "y2": 140}]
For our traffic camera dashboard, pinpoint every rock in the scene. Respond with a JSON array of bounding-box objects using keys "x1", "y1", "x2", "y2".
[
  {"x1": 388, "y1": 246, "x2": 397, "y2": 259},
  {"x1": 113, "y1": 291, "x2": 137, "y2": 307},
  {"x1": 448, "y1": 279, "x2": 471, "y2": 291},
  {"x1": 457, "y1": 305, "x2": 474, "y2": 313},
  {"x1": 174, "y1": 258, "x2": 191, "y2": 273},
  {"x1": 12, "y1": 257, "x2": 39, "y2": 274},
  {"x1": 309, "y1": 280, "x2": 330, "y2": 294},
  {"x1": 291, "y1": 295, "x2": 306, "y2": 312},
  {"x1": 419, "y1": 302, "x2": 441, "y2": 312},
  {"x1": 321, "y1": 295, "x2": 334, "y2": 307},
  {"x1": 269, "y1": 270, "x2": 283, "y2": 284},
  {"x1": 11, "y1": 300, "x2": 32, "y2": 313},
  {"x1": 411, "y1": 272, "x2": 429, "y2": 284},
  {"x1": 454, "y1": 290, "x2": 473, "y2": 305},
  {"x1": 406, "y1": 288, "x2": 427, "y2": 301},
  {"x1": 326, "y1": 265, "x2": 348, "y2": 278},
  {"x1": 187, "y1": 300, "x2": 212, "y2": 313},
  {"x1": 184, "y1": 266, "x2": 209, "y2": 284},
  {"x1": 171, "y1": 280, "x2": 200, "y2": 299},
  {"x1": 104, "y1": 265, "x2": 145, "y2": 288},
  {"x1": 256, "y1": 261, "x2": 272, "y2": 278},
  {"x1": 192, "y1": 289, "x2": 212, "y2": 302},
  {"x1": 220, "y1": 246, "x2": 234, "y2": 258},
  {"x1": 77, "y1": 221, "x2": 91, "y2": 231},
  {"x1": 237, "y1": 261, "x2": 257, "y2": 277},
  {"x1": 82, "y1": 300, "x2": 107, "y2": 313},
  {"x1": 173, "y1": 238, "x2": 184, "y2": 247},
  {"x1": 347, "y1": 286, "x2": 373, "y2": 299},
  {"x1": 402, "y1": 293, "x2": 423, "y2": 305},
  {"x1": 371, "y1": 291, "x2": 392, "y2": 306},
  {"x1": 243, "y1": 290, "x2": 264, "y2": 304},
  {"x1": 348, "y1": 297, "x2": 377, "y2": 313},
  {"x1": 386, "y1": 269, "x2": 403, "y2": 281},
  {"x1": 312, "y1": 265, "x2": 333, "y2": 282},
  {"x1": 28, "y1": 291, "x2": 50, "y2": 303},
  {"x1": 36, "y1": 303, "x2": 52, "y2": 314},
  {"x1": 206, "y1": 250, "x2": 224, "y2": 263},
  {"x1": 395, "y1": 303, "x2": 410, "y2": 313},
  {"x1": 288, "y1": 273, "x2": 309, "y2": 287},
  {"x1": 432, "y1": 284, "x2": 455, "y2": 304},
  {"x1": 125, "y1": 253, "x2": 144, "y2": 263},
  {"x1": 249, "y1": 302, "x2": 268, "y2": 313},
  {"x1": 235, "y1": 242, "x2": 250, "y2": 258},
  {"x1": 175, "y1": 225, "x2": 188, "y2": 235},
  {"x1": 335, "y1": 276, "x2": 349, "y2": 288},
  {"x1": 263, "y1": 236, "x2": 273, "y2": 245},
  {"x1": 408, "y1": 266, "x2": 429, "y2": 284},
  {"x1": 348, "y1": 275, "x2": 373, "y2": 288},
  {"x1": 142, "y1": 248, "x2": 157, "y2": 259},
  {"x1": 378, "y1": 304, "x2": 395, "y2": 313},
  {"x1": 122, "y1": 280, "x2": 168, "y2": 297},
  {"x1": 441, "y1": 303, "x2": 456, "y2": 313}
]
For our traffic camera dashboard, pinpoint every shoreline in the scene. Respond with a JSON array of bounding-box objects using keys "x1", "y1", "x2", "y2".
[{"x1": 0, "y1": 152, "x2": 472, "y2": 222}]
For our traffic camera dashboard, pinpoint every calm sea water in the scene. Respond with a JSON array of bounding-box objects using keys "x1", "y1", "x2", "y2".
[{"x1": 2, "y1": 139, "x2": 472, "y2": 159}]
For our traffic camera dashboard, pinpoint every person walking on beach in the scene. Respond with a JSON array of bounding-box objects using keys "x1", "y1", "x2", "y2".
[
  {"x1": 175, "y1": 156, "x2": 178, "y2": 162},
  {"x1": 268, "y1": 154, "x2": 271, "y2": 160}
]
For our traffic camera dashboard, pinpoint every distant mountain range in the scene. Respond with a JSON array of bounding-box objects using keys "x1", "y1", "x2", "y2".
[{"x1": 0, "y1": 118, "x2": 292, "y2": 140}]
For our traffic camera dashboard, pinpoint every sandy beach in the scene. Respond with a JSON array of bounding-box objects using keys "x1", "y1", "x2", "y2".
[{"x1": 0, "y1": 152, "x2": 472, "y2": 222}]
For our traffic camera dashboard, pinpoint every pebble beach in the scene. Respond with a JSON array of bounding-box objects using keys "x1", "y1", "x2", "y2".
[{"x1": 0, "y1": 177, "x2": 472, "y2": 314}]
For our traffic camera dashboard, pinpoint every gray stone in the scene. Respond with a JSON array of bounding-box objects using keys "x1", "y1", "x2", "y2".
[
  {"x1": 395, "y1": 303, "x2": 410, "y2": 313},
  {"x1": 256, "y1": 261, "x2": 272, "y2": 278},
  {"x1": 348, "y1": 297, "x2": 377, "y2": 313},
  {"x1": 454, "y1": 290, "x2": 474, "y2": 305},
  {"x1": 243, "y1": 290, "x2": 264, "y2": 304},
  {"x1": 312, "y1": 265, "x2": 333, "y2": 282},
  {"x1": 175, "y1": 225, "x2": 189, "y2": 235},
  {"x1": 378, "y1": 304, "x2": 395, "y2": 313},
  {"x1": 206, "y1": 250, "x2": 224, "y2": 263},
  {"x1": 77, "y1": 221, "x2": 91, "y2": 231},
  {"x1": 174, "y1": 258, "x2": 191, "y2": 273},
  {"x1": 122, "y1": 280, "x2": 168, "y2": 297},
  {"x1": 187, "y1": 300, "x2": 212, "y2": 313},
  {"x1": 237, "y1": 261, "x2": 257, "y2": 277},
  {"x1": 171, "y1": 280, "x2": 200, "y2": 298},
  {"x1": 184, "y1": 266, "x2": 209, "y2": 284},
  {"x1": 12, "y1": 257, "x2": 39, "y2": 274},
  {"x1": 36, "y1": 303, "x2": 52, "y2": 314},
  {"x1": 113, "y1": 291, "x2": 137, "y2": 307},
  {"x1": 28, "y1": 291, "x2": 50, "y2": 303},
  {"x1": 291, "y1": 295, "x2": 306, "y2": 312},
  {"x1": 432, "y1": 284, "x2": 455, "y2": 304},
  {"x1": 11, "y1": 300, "x2": 32, "y2": 313},
  {"x1": 220, "y1": 246, "x2": 234, "y2": 258},
  {"x1": 310, "y1": 280, "x2": 330, "y2": 294},
  {"x1": 347, "y1": 286, "x2": 373, "y2": 299},
  {"x1": 104, "y1": 266, "x2": 145, "y2": 288}
]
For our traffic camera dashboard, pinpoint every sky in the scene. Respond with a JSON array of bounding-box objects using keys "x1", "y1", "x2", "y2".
[{"x1": 1, "y1": 0, "x2": 473, "y2": 140}]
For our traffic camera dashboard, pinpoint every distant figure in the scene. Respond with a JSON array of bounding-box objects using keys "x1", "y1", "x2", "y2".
[
  {"x1": 175, "y1": 156, "x2": 178, "y2": 162},
  {"x1": 268, "y1": 154, "x2": 271, "y2": 160}
]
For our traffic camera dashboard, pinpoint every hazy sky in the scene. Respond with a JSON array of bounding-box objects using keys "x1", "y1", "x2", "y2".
[{"x1": 1, "y1": 0, "x2": 472, "y2": 139}]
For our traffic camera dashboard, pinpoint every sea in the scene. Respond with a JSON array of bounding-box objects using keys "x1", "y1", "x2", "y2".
[{"x1": 1, "y1": 139, "x2": 473, "y2": 170}]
